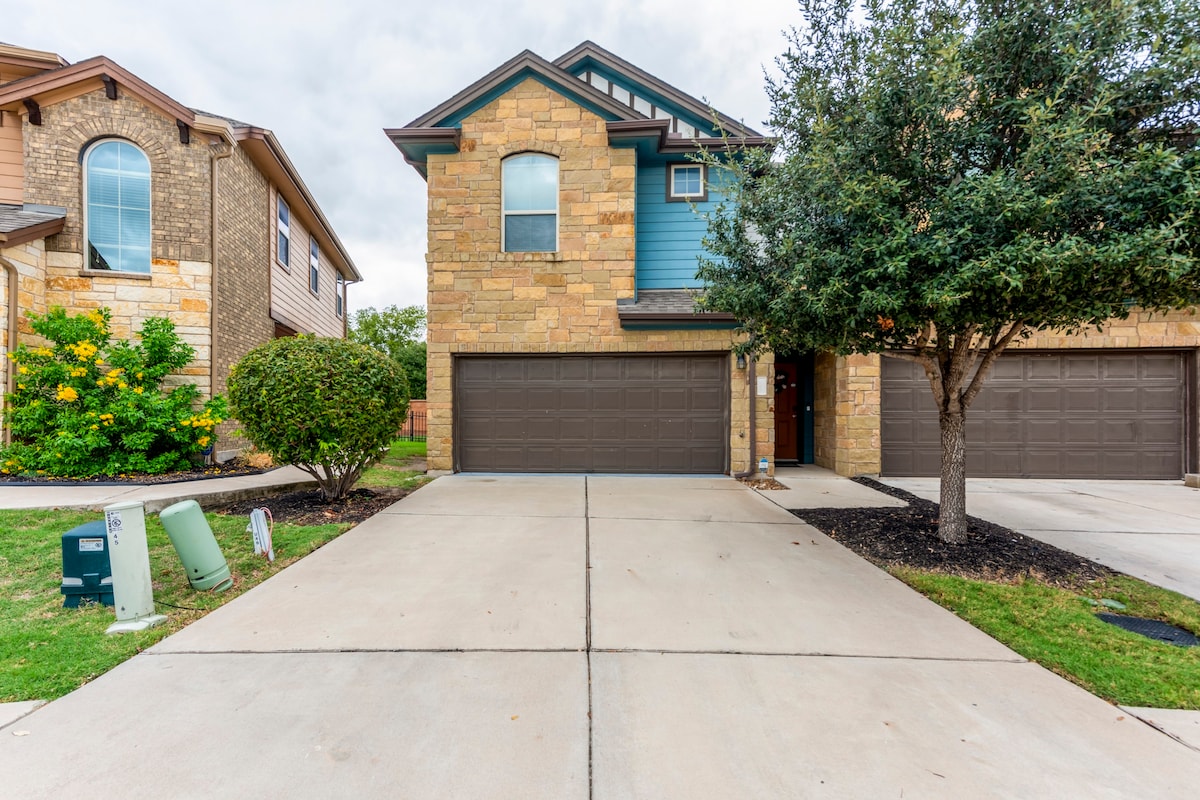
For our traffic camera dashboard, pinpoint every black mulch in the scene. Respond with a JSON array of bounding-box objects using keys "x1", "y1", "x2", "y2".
[
  {"x1": 217, "y1": 487, "x2": 414, "y2": 526},
  {"x1": 791, "y1": 477, "x2": 1114, "y2": 589},
  {"x1": 0, "y1": 459, "x2": 268, "y2": 486}
]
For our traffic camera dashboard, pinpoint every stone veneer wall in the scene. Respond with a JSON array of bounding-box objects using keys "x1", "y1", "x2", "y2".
[
  {"x1": 812, "y1": 308, "x2": 1200, "y2": 477},
  {"x1": 423, "y1": 78, "x2": 767, "y2": 473},
  {"x1": 15, "y1": 87, "x2": 215, "y2": 397}
]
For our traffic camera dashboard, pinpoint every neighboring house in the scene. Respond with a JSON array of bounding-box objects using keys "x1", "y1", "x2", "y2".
[
  {"x1": 389, "y1": 41, "x2": 1199, "y2": 480},
  {"x1": 0, "y1": 42, "x2": 361, "y2": 455}
]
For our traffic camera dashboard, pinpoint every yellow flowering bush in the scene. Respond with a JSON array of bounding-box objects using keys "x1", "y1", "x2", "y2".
[{"x1": 1, "y1": 307, "x2": 227, "y2": 477}]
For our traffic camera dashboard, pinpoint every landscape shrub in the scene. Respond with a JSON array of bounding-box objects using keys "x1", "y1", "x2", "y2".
[
  {"x1": 2, "y1": 308, "x2": 227, "y2": 477},
  {"x1": 227, "y1": 335, "x2": 409, "y2": 500}
]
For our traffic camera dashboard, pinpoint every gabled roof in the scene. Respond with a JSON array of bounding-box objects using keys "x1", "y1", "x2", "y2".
[
  {"x1": 554, "y1": 41, "x2": 761, "y2": 139},
  {"x1": 0, "y1": 203, "x2": 66, "y2": 248},
  {"x1": 0, "y1": 52, "x2": 361, "y2": 281},
  {"x1": 387, "y1": 42, "x2": 769, "y2": 177}
]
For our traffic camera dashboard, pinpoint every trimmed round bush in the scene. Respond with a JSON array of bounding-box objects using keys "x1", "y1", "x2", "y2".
[{"x1": 228, "y1": 335, "x2": 409, "y2": 500}]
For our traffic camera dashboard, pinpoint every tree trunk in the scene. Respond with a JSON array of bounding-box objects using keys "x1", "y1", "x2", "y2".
[{"x1": 937, "y1": 407, "x2": 969, "y2": 543}]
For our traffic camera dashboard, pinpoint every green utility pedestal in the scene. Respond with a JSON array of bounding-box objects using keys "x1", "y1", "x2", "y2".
[{"x1": 158, "y1": 500, "x2": 233, "y2": 592}]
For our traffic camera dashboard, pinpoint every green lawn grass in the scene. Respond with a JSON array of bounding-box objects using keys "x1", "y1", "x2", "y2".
[
  {"x1": 359, "y1": 438, "x2": 427, "y2": 491},
  {"x1": 0, "y1": 507, "x2": 348, "y2": 703},
  {"x1": 895, "y1": 568, "x2": 1200, "y2": 709}
]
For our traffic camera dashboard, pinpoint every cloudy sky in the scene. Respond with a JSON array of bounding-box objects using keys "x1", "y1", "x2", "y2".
[{"x1": 7, "y1": 0, "x2": 800, "y2": 314}]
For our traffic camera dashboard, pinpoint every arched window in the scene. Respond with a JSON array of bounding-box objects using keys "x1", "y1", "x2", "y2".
[
  {"x1": 84, "y1": 140, "x2": 151, "y2": 273},
  {"x1": 502, "y1": 153, "x2": 557, "y2": 252}
]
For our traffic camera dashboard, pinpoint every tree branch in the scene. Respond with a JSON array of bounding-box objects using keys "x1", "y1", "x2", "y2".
[{"x1": 962, "y1": 321, "x2": 1027, "y2": 408}]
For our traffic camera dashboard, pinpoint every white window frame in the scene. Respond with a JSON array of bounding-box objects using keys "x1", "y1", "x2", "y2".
[
  {"x1": 667, "y1": 163, "x2": 707, "y2": 202},
  {"x1": 277, "y1": 196, "x2": 291, "y2": 268},
  {"x1": 309, "y1": 236, "x2": 320, "y2": 295},
  {"x1": 82, "y1": 138, "x2": 152, "y2": 274},
  {"x1": 501, "y1": 153, "x2": 559, "y2": 253},
  {"x1": 335, "y1": 274, "x2": 345, "y2": 318}
]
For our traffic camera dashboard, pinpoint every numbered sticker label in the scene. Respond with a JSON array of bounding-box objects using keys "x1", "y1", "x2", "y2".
[{"x1": 105, "y1": 510, "x2": 123, "y2": 544}]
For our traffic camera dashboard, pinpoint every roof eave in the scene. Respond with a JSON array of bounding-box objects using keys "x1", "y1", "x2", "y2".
[
  {"x1": 384, "y1": 127, "x2": 463, "y2": 179},
  {"x1": 607, "y1": 119, "x2": 772, "y2": 154},
  {"x1": 0, "y1": 56, "x2": 195, "y2": 123},
  {"x1": 555, "y1": 41, "x2": 763, "y2": 139},
  {"x1": 234, "y1": 127, "x2": 363, "y2": 282},
  {"x1": 0, "y1": 216, "x2": 66, "y2": 248}
]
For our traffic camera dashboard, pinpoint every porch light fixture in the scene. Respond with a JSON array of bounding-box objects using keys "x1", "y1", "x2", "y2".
[{"x1": 736, "y1": 353, "x2": 747, "y2": 370}]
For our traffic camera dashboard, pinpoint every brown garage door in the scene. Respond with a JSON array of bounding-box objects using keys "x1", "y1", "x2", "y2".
[
  {"x1": 881, "y1": 351, "x2": 1187, "y2": 478},
  {"x1": 455, "y1": 354, "x2": 729, "y2": 473}
]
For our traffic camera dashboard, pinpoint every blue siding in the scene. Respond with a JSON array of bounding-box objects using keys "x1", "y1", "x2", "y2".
[{"x1": 635, "y1": 163, "x2": 726, "y2": 290}]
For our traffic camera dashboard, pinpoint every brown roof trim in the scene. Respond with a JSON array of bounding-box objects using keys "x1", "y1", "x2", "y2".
[
  {"x1": 0, "y1": 216, "x2": 65, "y2": 247},
  {"x1": 555, "y1": 41, "x2": 762, "y2": 138},
  {"x1": 0, "y1": 43, "x2": 69, "y2": 69},
  {"x1": 233, "y1": 126, "x2": 362, "y2": 282},
  {"x1": 383, "y1": 126, "x2": 462, "y2": 173},
  {"x1": 0, "y1": 56, "x2": 194, "y2": 123},
  {"x1": 403, "y1": 50, "x2": 641, "y2": 129},
  {"x1": 618, "y1": 310, "x2": 737, "y2": 324},
  {"x1": 607, "y1": 118, "x2": 772, "y2": 154}
]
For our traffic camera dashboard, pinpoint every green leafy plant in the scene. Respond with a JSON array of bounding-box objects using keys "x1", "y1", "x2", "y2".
[
  {"x1": 2, "y1": 308, "x2": 226, "y2": 477},
  {"x1": 227, "y1": 335, "x2": 409, "y2": 500},
  {"x1": 348, "y1": 304, "x2": 427, "y2": 399}
]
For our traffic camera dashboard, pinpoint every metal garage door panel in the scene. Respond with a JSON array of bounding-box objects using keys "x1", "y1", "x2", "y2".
[
  {"x1": 881, "y1": 352, "x2": 1186, "y2": 478},
  {"x1": 456, "y1": 354, "x2": 729, "y2": 473}
]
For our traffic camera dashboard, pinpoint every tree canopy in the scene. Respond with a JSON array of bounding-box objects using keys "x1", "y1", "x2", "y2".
[
  {"x1": 698, "y1": 0, "x2": 1200, "y2": 541},
  {"x1": 348, "y1": 304, "x2": 427, "y2": 399}
]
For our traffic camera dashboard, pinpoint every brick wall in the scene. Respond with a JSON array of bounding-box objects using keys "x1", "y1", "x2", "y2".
[
  {"x1": 424, "y1": 79, "x2": 767, "y2": 473},
  {"x1": 15, "y1": 87, "x2": 214, "y2": 396}
]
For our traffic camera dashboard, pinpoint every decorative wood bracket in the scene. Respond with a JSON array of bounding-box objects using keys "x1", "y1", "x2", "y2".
[
  {"x1": 176, "y1": 119, "x2": 190, "y2": 144},
  {"x1": 23, "y1": 98, "x2": 41, "y2": 125},
  {"x1": 101, "y1": 74, "x2": 118, "y2": 100}
]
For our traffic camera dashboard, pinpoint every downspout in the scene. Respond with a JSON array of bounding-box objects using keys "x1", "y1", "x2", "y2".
[
  {"x1": 208, "y1": 140, "x2": 234, "y2": 463},
  {"x1": 733, "y1": 356, "x2": 757, "y2": 478},
  {"x1": 1, "y1": 256, "x2": 18, "y2": 444}
]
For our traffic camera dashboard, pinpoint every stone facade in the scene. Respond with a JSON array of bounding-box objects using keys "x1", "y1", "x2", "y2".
[
  {"x1": 811, "y1": 309, "x2": 1200, "y2": 477},
  {"x1": 424, "y1": 79, "x2": 771, "y2": 473}
]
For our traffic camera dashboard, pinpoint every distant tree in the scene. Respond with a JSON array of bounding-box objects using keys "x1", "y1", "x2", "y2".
[
  {"x1": 348, "y1": 305, "x2": 427, "y2": 399},
  {"x1": 699, "y1": 0, "x2": 1200, "y2": 543}
]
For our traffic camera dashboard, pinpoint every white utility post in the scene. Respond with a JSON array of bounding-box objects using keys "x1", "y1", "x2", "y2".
[{"x1": 103, "y1": 501, "x2": 167, "y2": 634}]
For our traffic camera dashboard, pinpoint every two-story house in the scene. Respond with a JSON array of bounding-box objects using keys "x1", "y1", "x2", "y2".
[
  {"x1": 0, "y1": 42, "x2": 360, "y2": 455},
  {"x1": 390, "y1": 42, "x2": 1199, "y2": 481}
]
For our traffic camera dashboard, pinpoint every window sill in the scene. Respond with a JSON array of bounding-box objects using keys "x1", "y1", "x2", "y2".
[
  {"x1": 78, "y1": 269, "x2": 152, "y2": 281},
  {"x1": 501, "y1": 251, "x2": 563, "y2": 262}
]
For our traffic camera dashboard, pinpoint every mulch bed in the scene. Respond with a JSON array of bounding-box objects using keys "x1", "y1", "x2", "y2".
[
  {"x1": 791, "y1": 477, "x2": 1114, "y2": 589},
  {"x1": 0, "y1": 459, "x2": 268, "y2": 485},
  {"x1": 217, "y1": 487, "x2": 414, "y2": 526}
]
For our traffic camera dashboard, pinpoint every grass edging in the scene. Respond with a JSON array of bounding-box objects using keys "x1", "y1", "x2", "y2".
[
  {"x1": 892, "y1": 567, "x2": 1200, "y2": 709},
  {"x1": 0, "y1": 507, "x2": 351, "y2": 703}
]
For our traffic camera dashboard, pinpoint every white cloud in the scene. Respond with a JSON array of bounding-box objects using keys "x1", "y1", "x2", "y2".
[{"x1": 6, "y1": 0, "x2": 798, "y2": 310}]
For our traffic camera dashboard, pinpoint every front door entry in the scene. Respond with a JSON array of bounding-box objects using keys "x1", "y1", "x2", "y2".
[{"x1": 773, "y1": 354, "x2": 814, "y2": 463}]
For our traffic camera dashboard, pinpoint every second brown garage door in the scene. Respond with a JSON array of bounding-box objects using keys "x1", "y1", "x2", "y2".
[
  {"x1": 881, "y1": 351, "x2": 1188, "y2": 478},
  {"x1": 455, "y1": 354, "x2": 729, "y2": 473}
]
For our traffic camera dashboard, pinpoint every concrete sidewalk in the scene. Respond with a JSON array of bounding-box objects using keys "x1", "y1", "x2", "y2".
[
  {"x1": 3, "y1": 475, "x2": 1198, "y2": 797},
  {"x1": 0, "y1": 465, "x2": 316, "y2": 512},
  {"x1": 879, "y1": 476, "x2": 1200, "y2": 602}
]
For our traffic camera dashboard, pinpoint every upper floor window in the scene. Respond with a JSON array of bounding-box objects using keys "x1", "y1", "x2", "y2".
[
  {"x1": 84, "y1": 140, "x2": 151, "y2": 273},
  {"x1": 309, "y1": 237, "x2": 320, "y2": 295},
  {"x1": 277, "y1": 197, "x2": 291, "y2": 267},
  {"x1": 667, "y1": 163, "x2": 706, "y2": 202},
  {"x1": 335, "y1": 274, "x2": 345, "y2": 318},
  {"x1": 502, "y1": 153, "x2": 557, "y2": 252}
]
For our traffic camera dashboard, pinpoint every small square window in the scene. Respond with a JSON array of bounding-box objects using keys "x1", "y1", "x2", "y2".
[{"x1": 668, "y1": 164, "x2": 706, "y2": 201}]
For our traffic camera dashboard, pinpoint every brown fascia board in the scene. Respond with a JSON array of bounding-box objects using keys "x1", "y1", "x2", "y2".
[
  {"x1": 618, "y1": 311, "x2": 737, "y2": 324},
  {"x1": 0, "y1": 56, "x2": 194, "y2": 123},
  {"x1": 0, "y1": 43, "x2": 69, "y2": 69},
  {"x1": 0, "y1": 216, "x2": 66, "y2": 247},
  {"x1": 383, "y1": 127, "x2": 461, "y2": 177},
  {"x1": 606, "y1": 118, "x2": 772, "y2": 154},
  {"x1": 233, "y1": 126, "x2": 363, "y2": 283},
  {"x1": 402, "y1": 49, "x2": 640, "y2": 129},
  {"x1": 554, "y1": 41, "x2": 762, "y2": 138}
]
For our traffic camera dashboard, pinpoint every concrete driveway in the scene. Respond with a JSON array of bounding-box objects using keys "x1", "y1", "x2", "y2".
[
  {"x1": 880, "y1": 477, "x2": 1200, "y2": 601},
  {"x1": 3, "y1": 475, "x2": 1199, "y2": 797}
]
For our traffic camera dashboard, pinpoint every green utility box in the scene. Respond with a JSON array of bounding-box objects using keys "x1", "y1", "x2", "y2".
[
  {"x1": 158, "y1": 500, "x2": 233, "y2": 592},
  {"x1": 61, "y1": 520, "x2": 115, "y2": 607}
]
